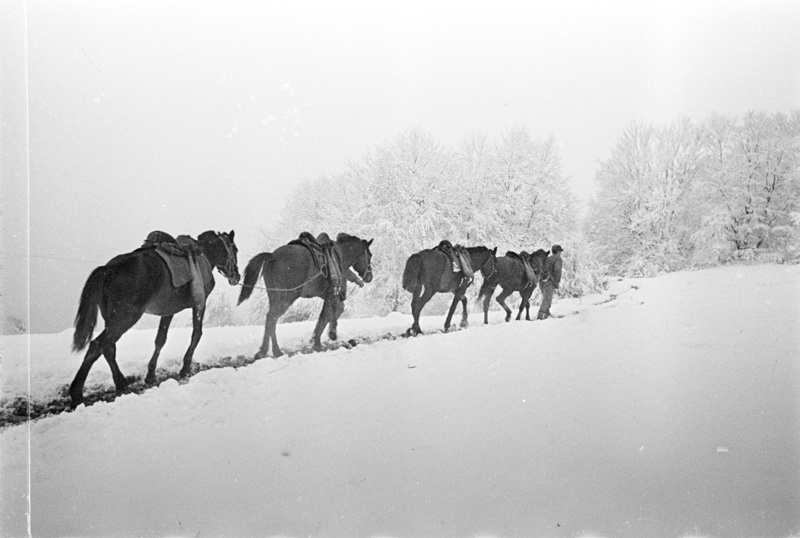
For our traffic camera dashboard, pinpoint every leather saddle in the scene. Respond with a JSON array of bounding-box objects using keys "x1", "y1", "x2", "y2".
[
  {"x1": 436, "y1": 240, "x2": 474, "y2": 282},
  {"x1": 142, "y1": 231, "x2": 213, "y2": 291},
  {"x1": 289, "y1": 232, "x2": 344, "y2": 297},
  {"x1": 506, "y1": 250, "x2": 536, "y2": 287}
]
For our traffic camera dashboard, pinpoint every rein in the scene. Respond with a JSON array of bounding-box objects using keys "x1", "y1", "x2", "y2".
[
  {"x1": 242, "y1": 240, "x2": 371, "y2": 293},
  {"x1": 240, "y1": 269, "x2": 325, "y2": 292}
]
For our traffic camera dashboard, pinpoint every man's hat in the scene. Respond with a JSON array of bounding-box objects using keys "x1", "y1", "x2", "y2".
[{"x1": 551, "y1": 244, "x2": 563, "y2": 253}]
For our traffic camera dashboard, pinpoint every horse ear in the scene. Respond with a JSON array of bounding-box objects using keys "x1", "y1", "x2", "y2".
[
  {"x1": 229, "y1": 230, "x2": 235, "y2": 240},
  {"x1": 367, "y1": 238, "x2": 373, "y2": 247},
  {"x1": 492, "y1": 247, "x2": 497, "y2": 255}
]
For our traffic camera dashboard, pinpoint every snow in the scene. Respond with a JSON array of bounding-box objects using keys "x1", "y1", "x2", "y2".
[{"x1": 2, "y1": 264, "x2": 799, "y2": 537}]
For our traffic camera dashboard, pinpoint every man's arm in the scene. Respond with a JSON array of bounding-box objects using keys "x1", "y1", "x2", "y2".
[
  {"x1": 345, "y1": 267, "x2": 364, "y2": 287},
  {"x1": 553, "y1": 258, "x2": 563, "y2": 288}
]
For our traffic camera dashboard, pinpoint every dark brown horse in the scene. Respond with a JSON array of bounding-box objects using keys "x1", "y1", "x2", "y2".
[
  {"x1": 402, "y1": 245, "x2": 497, "y2": 336},
  {"x1": 478, "y1": 249, "x2": 548, "y2": 323},
  {"x1": 70, "y1": 231, "x2": 240, "y2": 407},
  {"x1": 238, "y1": 233, "x2": 373, "y2": 358}
]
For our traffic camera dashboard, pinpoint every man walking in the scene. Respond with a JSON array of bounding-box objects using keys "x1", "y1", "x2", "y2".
[{"x1": 538, "y1": 244, "x2": 563, "y2": 320}]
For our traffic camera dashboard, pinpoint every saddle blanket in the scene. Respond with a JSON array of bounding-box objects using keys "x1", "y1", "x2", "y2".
[{"x1": 155, "y1": 248, "x2": 214, "y2": 292}]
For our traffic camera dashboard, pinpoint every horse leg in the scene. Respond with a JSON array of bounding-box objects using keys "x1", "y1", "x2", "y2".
[
  {"x1": 263, "y1": 299, "x2": 291, "y2": 359},
  {"x1": 328, "y1": 296, "x2": 345, "y2": 341},
  {"x1": 407, "y1": 286, "x2": 434, "y2": 336},
  {"x1": 256, "y1": 311, "x2": 272, "y2": 359},
  {"x1": 459, "y1": 295, "x2": 469, "y2": 328},
  {"x1": 100, "y1": 310, "x2": 142, "y2": 393},
  {"x1": 518, "y1": 288, "x2": 533, "y2": 321},
  {"x1": 311, "y1": 298, "x2": 333, "y2": 352},
  {"x1": 179, "y1": 303, "x2": 205, "y2": 377},
  {"x1": 256, "y1": 303, "x2": 279, "y2": 359},
  {"x1": 69, "y1": 335, "x2": 105, "y2": 407},
  {"x1": 146, "y1": 315, "x2": 173, "y2": 384},
  {"x1": 482, "y1": 285, "x2": 497, "y2": 325},
  {"x1": 444, "y1": 292, "x2": 462, "y2": 332},
  {"x1": 496, "y1": 288, "x2": 513, "y2": 322}
]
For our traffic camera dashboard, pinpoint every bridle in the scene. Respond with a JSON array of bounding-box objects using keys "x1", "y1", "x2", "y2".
[
  {"x1": 479, "y1": 249, "x2": 497, "y2": 280},
  {"x1": 215, "y1": 233, "x2": 239, "y2": 279},
  {"x1": 356, "y1": 243, "x2": 373, "y2": 281}
]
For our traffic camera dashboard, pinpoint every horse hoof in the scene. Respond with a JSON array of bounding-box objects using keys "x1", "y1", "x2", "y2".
[
  {"x1": 460, "y1": 321, "x2": 469, "y2": 328},
  {"x1": 145, "y1": 375, "x2": 157, "y2": 385},
  {"x1": 179, "y1": 368, "x2": 191, "y2": 378},
  {"x1": 272, "y1": 350, "x2": 284, "y2": 359},
  {"x1": 329, "y1": 331, "x2": 338, "y2": 341},
  {"x1": 312, "y1": 344, "x2": 323, "y2": 352}
]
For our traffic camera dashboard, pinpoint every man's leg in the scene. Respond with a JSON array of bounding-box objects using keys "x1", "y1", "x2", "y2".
[{"x1": 537, "y1": 281, "x2": 553, "y2": 319}]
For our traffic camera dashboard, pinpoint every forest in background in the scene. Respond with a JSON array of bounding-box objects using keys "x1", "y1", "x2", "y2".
[{"x1": 202, "y1": 109, "x2": 800, "y2": 327}]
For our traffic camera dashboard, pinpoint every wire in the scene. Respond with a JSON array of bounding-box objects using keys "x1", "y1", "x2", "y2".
[{"x1": 0, "y1": 253, "x2": 98, "y2": 264}]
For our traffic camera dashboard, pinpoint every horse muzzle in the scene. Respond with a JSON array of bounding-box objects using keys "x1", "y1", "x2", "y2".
[
  {"x1": 362, "y1": 270, "x2": 373, "y2": 284},
  {"x1": 227, "y1": 272, "x2": 241, "y2": 286}
]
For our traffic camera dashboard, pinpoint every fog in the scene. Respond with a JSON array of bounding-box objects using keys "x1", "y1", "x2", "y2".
[{"x1": 2, "y1": 0, "x2": 799, "y2": 333}]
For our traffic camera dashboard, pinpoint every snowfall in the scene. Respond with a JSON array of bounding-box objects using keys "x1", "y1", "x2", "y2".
[{"x1": 1, "y1": 264, "x2": 798, "y2": 538}]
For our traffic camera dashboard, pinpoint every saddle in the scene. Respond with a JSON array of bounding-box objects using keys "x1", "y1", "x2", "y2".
[
  {"x1": 436, "y1": 240, "x2": 474, "y2": 283},
  {"x1": 506, "y1": 250, "x2": 537, "y2": 288},
  {"x1": 289, "y1": 231, "x2": 345, "y2": 297},
  {"x1": 142, "y1": 231, "x2": 213, "y2": 292}
]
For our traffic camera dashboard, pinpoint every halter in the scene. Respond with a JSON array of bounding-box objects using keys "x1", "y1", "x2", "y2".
[
  {"x1": 215, "y1": 233, "x2": 238, "y2": 278},
  {"x1": 479, "y1": 250, "x2": 497, "y2": 280},
  {"x1": 357, "y1": 244, "x2": 373, "y2": 280}
]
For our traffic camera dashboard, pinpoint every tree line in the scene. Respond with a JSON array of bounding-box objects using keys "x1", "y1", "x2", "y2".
[
  {"x1": 587, "y1": 110, "x2": 800, "y2": 276},
  {"x1": 208, "y1": 109, "x2": 799, "y2": 326}
]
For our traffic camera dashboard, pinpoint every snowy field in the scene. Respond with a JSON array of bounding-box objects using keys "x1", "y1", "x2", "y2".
[{"x1": 1, "y1": 264, "x2": 799, "y2": 538}]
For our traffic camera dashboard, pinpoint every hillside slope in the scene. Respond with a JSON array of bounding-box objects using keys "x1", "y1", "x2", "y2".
[{"x1": 1, "y1": 264, "x2": 798, "y2": 538}]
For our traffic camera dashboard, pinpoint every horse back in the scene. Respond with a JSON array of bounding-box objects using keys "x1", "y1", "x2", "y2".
[
  {"x1": 263, "y1": 243, "x2": 326, "y2": 298},
  {"x1": 497, "y1": 256, "x2": 525, "y2": 289},
  {"x1": 99, "y1": 249, "x2": 179, "y2": 315},
  {"x1": 417, "y1": 249, "x2": 460, "y2": 293}
]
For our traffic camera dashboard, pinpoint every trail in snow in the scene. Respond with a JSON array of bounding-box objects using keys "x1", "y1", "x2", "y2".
[{"x1": 0, "y1": 283, "x2": 636, "y2": 427}]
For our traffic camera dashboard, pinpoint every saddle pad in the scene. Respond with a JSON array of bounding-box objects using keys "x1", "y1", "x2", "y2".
[
  {"x1": 521, "y1": 259, "x2": 536, "y2": 283},
  {"x1": 155, "y1": 248, "x2": 214, "y2": 290},
  {"x1": 457, "y1": 251, "x2": 473, "y2": 276}
]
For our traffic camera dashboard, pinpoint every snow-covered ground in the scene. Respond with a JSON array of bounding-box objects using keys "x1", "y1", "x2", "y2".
[{"x1": 1, "y1": 264, "x2": 798, "y2": 538}]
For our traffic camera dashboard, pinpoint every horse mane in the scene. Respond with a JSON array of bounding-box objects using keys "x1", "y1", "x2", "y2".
[
  {"x1": 530, "y1": 248, "x2": 548, "y2": 258},
  {"x1": 336, "y1": 232, "x2": 361, "y2": 244}
]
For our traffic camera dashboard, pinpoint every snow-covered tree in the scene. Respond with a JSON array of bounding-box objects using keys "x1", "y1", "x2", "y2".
[
  {"x1": 694, "y1": 111, "x2": 800, "y2": 262},
  {"x1": 258, "y1": 126, "x2": 592, "y2": 319},
  {"x1": 587, "y1": 119, "x2": 704, "y2": 276}
]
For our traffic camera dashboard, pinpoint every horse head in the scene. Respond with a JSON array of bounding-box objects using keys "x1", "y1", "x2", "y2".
[
  {"x1": 337, "y1": 233, "x2": 374, "y2": 284},
  {"x1": 198, "y1": 230, "x2": 241, "y2": 286},
  {"x1": 529, "y1": 248, "x2": 548, "y2": 278},
  {"x1": 467, "y1": 246, "x2": 498, "y2": 278}
]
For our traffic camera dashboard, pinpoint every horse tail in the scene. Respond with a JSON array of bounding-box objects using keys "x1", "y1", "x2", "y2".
[
  {"x1": 238, "y1": 252, "x2": 272, "y2": 304},
  {"x1": 72, "y1": 266, "x2": 108, "y2": 352},
  {"x1": 402, "y1": 253, "x2": 422, "y2": 292}
]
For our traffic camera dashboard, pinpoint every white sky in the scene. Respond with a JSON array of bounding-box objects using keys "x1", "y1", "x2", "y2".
[{"x1": 1, "y1": 0, "x2": 799, "y2": 332}]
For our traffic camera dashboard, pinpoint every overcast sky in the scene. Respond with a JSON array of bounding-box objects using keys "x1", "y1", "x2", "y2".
[{"x1": 2, "y1": 0, "x2": 799, "y2": 333}]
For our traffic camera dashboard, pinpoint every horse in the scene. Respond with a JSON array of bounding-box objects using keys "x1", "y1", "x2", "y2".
[
  {"x1": 402, "y1": 245, "x2": 497, "y2": 336},
  {"x1": 478, "y1": 249, "x2": 548, "y2": 323},
  {"x1": 237, "y1": 233, "x2": 373, "y2": 358},
  {"x1": 70, "y1": 231, "x2": 240, "y2": 407}
]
